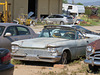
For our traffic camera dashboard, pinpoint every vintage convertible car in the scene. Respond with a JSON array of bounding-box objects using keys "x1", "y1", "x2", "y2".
[
  {"x1": 11, "y1": 25, "x2": 99, "y2": 64},
  {"x1": 84, "y1": 39, "x2": 100, "y2": 71}
]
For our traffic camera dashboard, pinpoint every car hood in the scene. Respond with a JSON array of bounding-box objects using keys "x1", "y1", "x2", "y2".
[
  {"x1": 88, "y1": 39, "x2": 100, "y2": 51},
  {"x1": 12, "y1": 37, "x2": 69, "y2": 48}
]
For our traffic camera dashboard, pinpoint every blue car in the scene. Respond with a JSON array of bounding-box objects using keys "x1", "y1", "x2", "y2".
[{"x1": 0, "y1": 48, "x2": 14, "y2": 75}]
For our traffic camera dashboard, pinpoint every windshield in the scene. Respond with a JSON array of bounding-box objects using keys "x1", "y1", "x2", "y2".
[
  {"x1": 0, "y1": 26, "x2": 5, "y2": 36},
  {"x1": 39, "y1": 28, "x2": 75, "y2": 40}
]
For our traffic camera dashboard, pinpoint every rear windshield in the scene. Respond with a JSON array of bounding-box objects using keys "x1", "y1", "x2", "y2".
[{"x1": 0, "y1": 26, "x2": 5, "y2": 36}]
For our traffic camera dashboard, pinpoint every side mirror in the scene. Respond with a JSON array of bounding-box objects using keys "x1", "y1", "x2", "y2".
[{"x1": 4, "y1": 32, "x2": 11, "y2": 37}]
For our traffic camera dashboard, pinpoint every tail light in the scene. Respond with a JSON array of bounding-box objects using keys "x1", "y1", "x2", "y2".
[{"x1": 1, "y1": 52, "x2": 11, "y2": 64}]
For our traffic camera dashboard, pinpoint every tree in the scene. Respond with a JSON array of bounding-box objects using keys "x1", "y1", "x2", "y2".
[
  {"x1": 76, "y1": 3, "x2": 83, "y2": 5},
  {"x1": 63, "y1": 0, "x2": 68, "y2": 3}
]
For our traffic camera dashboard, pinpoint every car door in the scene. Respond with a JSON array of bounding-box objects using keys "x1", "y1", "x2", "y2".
[
  {"x1": 75, "y1": 31, "x2": 88, "y2": 57},
  {"x1": 55, "y1": 15, "x2": 63, "y2": 24},
  {"x1": 1, "y1": 26, "x2": 18, "y2": 51}
]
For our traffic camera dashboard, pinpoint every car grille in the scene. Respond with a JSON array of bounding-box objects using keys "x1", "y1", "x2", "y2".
[
  {"x1": 90, "y1": 50, "x2": 100, "y2": 60},
  {"x1": 15, "y1": 48, "x2": 52, "y2": 56}
]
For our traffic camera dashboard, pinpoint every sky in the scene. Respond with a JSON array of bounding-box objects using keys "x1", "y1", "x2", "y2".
[{"x1": 68, "y1": 0, "x2": 100, "y2": 3}]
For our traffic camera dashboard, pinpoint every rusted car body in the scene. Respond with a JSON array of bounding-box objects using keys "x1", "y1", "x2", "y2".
[
  {"x1": 0, "y1": 23, "x2": 37, "y2": 52},
  {"x1": 84, "y1": 39, "x2": 100, "y2": 71},
  {"x1": 11, "y1": 25, "x2": 99, "y2": 64}
]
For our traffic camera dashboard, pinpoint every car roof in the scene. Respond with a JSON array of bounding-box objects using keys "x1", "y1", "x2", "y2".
[
  {"x1": 50, "y1": 14, "x2": 71, "y2": 17},
  {"x1": 0, "y1": 23, "x2": 23, "y2": 26}
]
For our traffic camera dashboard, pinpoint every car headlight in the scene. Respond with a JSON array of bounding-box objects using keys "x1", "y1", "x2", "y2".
[
  {"x1": 48, "y1": 48, "x2": 58, "y2": 53},
  {"x1": 48, "y1": 48, "x2": 59, "y2": 56},
  {"x1": 11, "y1": 45, "x2": 19, "y2": 51},
  {"x1": 86, "y1": 46, "x2": 94, "y2": 53}
]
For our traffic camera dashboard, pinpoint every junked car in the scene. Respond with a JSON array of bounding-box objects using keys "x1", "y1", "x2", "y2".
[
  {"x1": 61, "y1": 25, "x2": 100, "y2": 38},
  {"x1": 11, "y1": 25, "x2": 99, "y2": 64},
  {"x1": 84, "y1": 39, "x2": 100, "y2": 71},
  {"x1": 0, "y1": 23, "x2": 38, "y2": 52},
  {"x1": 0, "y1": 48, "x2": 14, "y2": 75},
  {"x1": 44, "y1": 14, "x2": 73, "y2": 25},
  {"x1": 75, "y1": 19, "x2": 86, "y2": 24}
]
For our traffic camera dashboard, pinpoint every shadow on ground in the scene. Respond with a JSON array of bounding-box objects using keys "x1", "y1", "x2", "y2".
[{"x1": 22, "y1": 61, "x2": 54, "y2": 67}]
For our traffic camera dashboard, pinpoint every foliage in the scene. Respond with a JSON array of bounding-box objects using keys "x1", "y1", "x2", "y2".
[
  {"x1": 85, "y1": 7, "x2": 92, "y2": 16},
  {"x1": 85, "y1": 6, "x2": 100, "y2": 17},
  {"x1": 63, "y1": 0, "x2": 68, "y2": 3},
  {"x1": 76, "y1": 3, "x2": 83, "y2": 5},
  {"x1": 11, "y1": 59, "x2": 23, "y2": 65},
  {"x1": 98, "y1": 7, "x2": 100, "y2": 17},
  {"x1": 78, "y1": 15, "x2": 100, "y2": 26}
]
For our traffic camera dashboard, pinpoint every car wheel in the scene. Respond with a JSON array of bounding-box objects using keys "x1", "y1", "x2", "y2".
[
  {"x1": 88, "y1": 64, "x2": 99, "y2": 72},
  {"x1": 60, "y1": 21, "x2": 64, "y2": 25},
  {"x1": 59, "y1": 51, "x2": 68, "y2": 64}
]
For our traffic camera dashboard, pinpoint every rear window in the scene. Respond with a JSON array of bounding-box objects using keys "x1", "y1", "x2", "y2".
[
  {"x1": 55, "y1": 15, "x2": 63, "y2": 18},
  {"x1": 16, "y1": 26, "x2": 30, "y2": 35}
]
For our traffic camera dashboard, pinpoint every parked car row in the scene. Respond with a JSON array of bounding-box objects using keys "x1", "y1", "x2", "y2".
[{"x1": 0, "y1": 23, "x2": 100, "y2": 73}]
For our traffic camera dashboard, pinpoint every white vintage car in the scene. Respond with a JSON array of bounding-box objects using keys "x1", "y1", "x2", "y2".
[{"x1": 11, "y1": 25, "x2": 100, "y2": 64}]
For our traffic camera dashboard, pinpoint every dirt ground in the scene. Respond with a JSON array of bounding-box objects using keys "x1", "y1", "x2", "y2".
[{"x1": 13, "y1": 25, "x2": 100, "y2": 75}]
